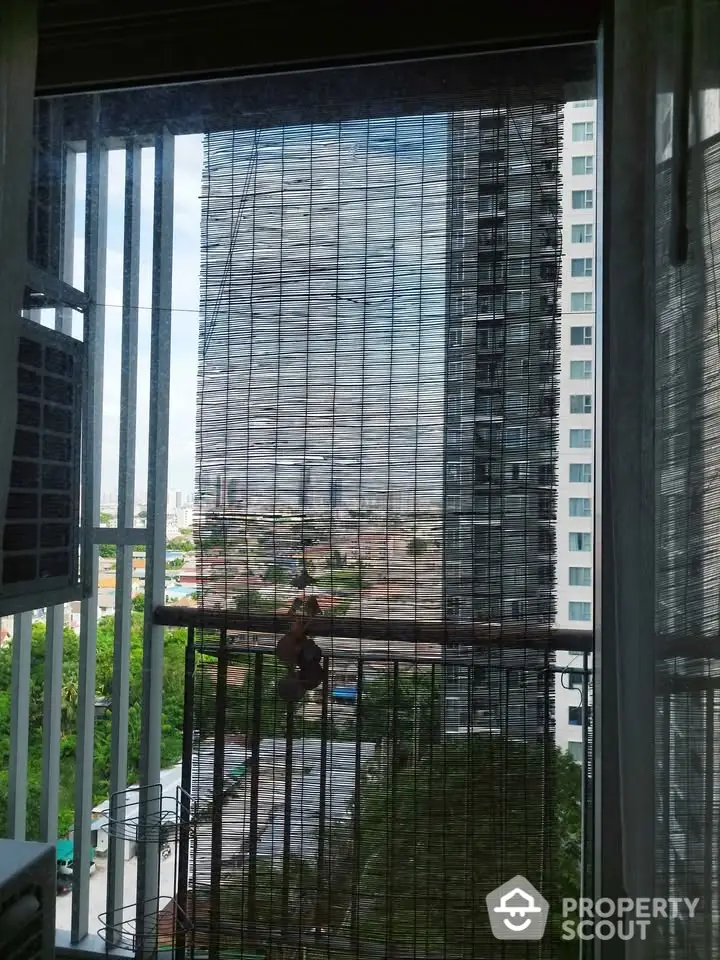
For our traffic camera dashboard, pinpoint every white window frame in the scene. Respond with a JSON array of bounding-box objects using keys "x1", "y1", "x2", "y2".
[
  {"x1": 569, "y1": 566, "x2": 592, "y2": 587},
  {"x1": 569, "y1": 463, "x2": 592, "y2": 483},
  {"x1": 570, "y1": 325, "x2": 593, "y2": 346},
  {"x1": 570, "y1": 360, "x2": 593, "y2": 379},
  {"x1": 570, "y1": 258, "x2": 593, "y2": 278},
  {"x1": 571, "y1": 223, "x2": 593, "y2": 243},
  {"x1": 572, "y1": 121, "x2": 594, "y2": 142},
  {"x1": 570, "y1": 291, "x2": 594, "y2": 312},
  {"x1": 571, "y1": 189, "x2": 594, "y2": 210},
  {"x1": 570, "y1": 394, "x2": 593, "y2": 414},
  {"x1": 569, "y1": 601, "x2": 592, "y2": 622},
  {"x1": 571, "y1": 155, "x2": 594, "y2": 175},
  {"x1": 569, "y1": 428, "x2": 592, "y2": 448},
  {"x1": 570, "y1": 532, "x2": 592, "y2": 552}
]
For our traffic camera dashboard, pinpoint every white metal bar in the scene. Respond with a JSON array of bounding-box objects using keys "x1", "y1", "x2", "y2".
[
  {"x1": 8, "y1": 611, "x2": 32, "y2": 838},
  {"x1": 71, "y1": 104, "x2": 108, "y2": 943},
  {"x1": 106, "y1": 140, "x2": 142, "y2": 943},
  {"x1": 40, "y1": 606, "x2": 64, "y2": 843},
  {"x1": 136, "y1": 131, "x2": 174, "y2": 949},
  {"x1": 41, "y1": 138, "x2": 77, "y2": 847}
]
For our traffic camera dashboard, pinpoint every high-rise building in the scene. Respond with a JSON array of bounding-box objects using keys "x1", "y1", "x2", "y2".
[
  {"x1": 554, "y1": 99, "x2": 597, "y2": 759},
  {"x1": 443, "y1": 100, "x2": 563, "y2": 736}
]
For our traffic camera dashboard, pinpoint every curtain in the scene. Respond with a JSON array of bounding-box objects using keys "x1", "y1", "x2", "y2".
[
  {"x1": 653, "y1": 1, "x2": 720, "y2": 957},
  {"x1": 191, "y1": 48, "x2": 594, "y2": 959}
]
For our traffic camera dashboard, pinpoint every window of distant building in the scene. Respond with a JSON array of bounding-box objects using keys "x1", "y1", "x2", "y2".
[
  {"x1": 569, "y1": 566, "x2": 592, "y2": 586},
  {"x1": 571, "y1": 223, "x2": 593, "y2": 243},
  {"x1": 570, "y1": 325, "x2": 592, "y2": 345},
  {"x1": 571, "y1": 258, "x2": 593, "y2": 278},
  {"x1": 570, "y1": 360, "x2": 592, "y2": 379},
  {"x1": 569, "y1": 498, "x2": 592, "y2": 517},
  {"x1": 569, "y1": 463, "x2": 592, "y2": 482},
  {"x1": 568, "y1": 705, "x2": 584, "y2": 725},
  {"x1": 569, "y1": 532, "x2": 592, "y2": 551},
  {"x1": 570, "y1": 394, "x2": 592, "y2": 414},
  {"x1": 569, "y1": 429, "x2": 592, "y2": 448},
  {"x1": 572, "y1": 121, "x2": 594, "y2": 142},
  {"x1": 572, "y1": 155, "x2": 594, "y2": 175},
  {"x1": 570, "y1": 292, "x2": 593, "y2": 312},
  {"x1": 572, "y1": 189, "x2": 593, "y2": 209}
]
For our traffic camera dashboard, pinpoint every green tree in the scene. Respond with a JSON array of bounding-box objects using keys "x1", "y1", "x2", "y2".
[
  {"x1": 200, "y1": 734, "x2": 581, "y2": 960},
  {"x1": 99, "y1": 543, "x2": 116, "y2": 559},
  {"x1": 351, "y1": 737, "x2": 578, "y2": 958},
  {"x1": 406, "y1": 536, "x2": 428, "y2": 557},
  {"x1": 0, "y1": 616, "x2": 188, "y2": 841},
  {"x1": 166, "y1": 557, "x2": 185, "y2": 569},
  {"x1": 167, "y1": 536, "x2": 194, "y2": 552},
  {"x1": 131, "y1": 593, "x2": 145, "y2": 612},
  {"x1": 99, "y1": 510, "x2": 114, "y2": 526}
]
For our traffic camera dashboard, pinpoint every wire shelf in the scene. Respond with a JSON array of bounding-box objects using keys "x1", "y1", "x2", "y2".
[
  {"x1": 105, "y1": 783, "x2": 194, "y2": 843},
  {"x1": 98, "y1": 895, "x2": 191, "y2": 952}
]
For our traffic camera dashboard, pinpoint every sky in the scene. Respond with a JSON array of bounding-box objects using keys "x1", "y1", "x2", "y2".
[{"x1": 69, "y1": 136, "x2": 204, "y2": 504}]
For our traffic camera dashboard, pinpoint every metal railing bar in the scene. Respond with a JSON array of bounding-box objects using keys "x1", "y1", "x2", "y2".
[
  {"x1": 192, "y1": 641, "x2": 592, "y2": 672},
  {"x1": 106, "y1": 139, "x2": 142, "y2": 946},
  {"x1": 153, "y1": 605, "x2": 594, "y2": 651},
  {"x1": 315, "y1": 657, "x2": 330, "y2": 938},
  {"x1": 72, "y1": 106, "x2": 108, "y2": 942},
  {"x1": 176, "y1": 625, "x2": 195, "y2": 960},
  {"x1": 281, "y1": 703, "x2": 294, "y2": 940},
  {"x1": 209, "y1": 626, "x2": 228, "y2": 960},
  {"x1": 40, "y1": 606, "x2": 64, "y2": 844},
  {"x1": 350, "y1": 660, "x2": 364, "y2": 953},
  {"x1": 136, "y1": 129, "x2": 174, "y2": 946},
  {"x1": 8, "y1": 610, "x2": 32, "y2": 838},
  {"x1": 246, "y1": 651, "x2": 263, "y2": 945}
]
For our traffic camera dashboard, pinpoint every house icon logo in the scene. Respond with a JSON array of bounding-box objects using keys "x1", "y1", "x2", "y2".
[{"x1": 486, "y1": 875, "x2": 549, "y2": 940}]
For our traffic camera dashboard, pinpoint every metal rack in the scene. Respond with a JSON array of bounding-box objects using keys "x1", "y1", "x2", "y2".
[
  {"x1": 104, "y1": 782, "x2": 193, "y2": 844},
  {"x1": 98, "y1": 895, "x2": 191, "y2": 953}
]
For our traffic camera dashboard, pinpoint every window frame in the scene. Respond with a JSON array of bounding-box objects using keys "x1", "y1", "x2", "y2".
[
  {"x1": 570, "y1": 359, "x2": 593, "y2": 379},
  {"x1": 570, "y1": 291, "x2": 594, "y2": 312},
  {"x1": 571, "y1": 223, "x2": 593, "y2": 243},
  {"x1": 569, "y1": 463, "x2": 592, "y2": 483}
]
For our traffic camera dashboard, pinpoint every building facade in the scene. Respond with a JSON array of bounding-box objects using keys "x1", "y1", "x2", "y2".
[
  {"x1": 443, "y1": 100, "x2": 564, "y2": 737},
  {"x1": 554, "y1": 98, "x2": 597, "y2": 757}
]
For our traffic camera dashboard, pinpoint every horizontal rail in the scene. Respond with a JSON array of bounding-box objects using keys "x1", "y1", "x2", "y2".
[
  {"x1": 25, "y1": 261, "x2": 89, "y2": 311},
  {"x1": 153, "y1": 606, "x2": 593, "y2": 653},
  {"x1": 193, "y1": 641, "x2": 593, "y2": 672}
]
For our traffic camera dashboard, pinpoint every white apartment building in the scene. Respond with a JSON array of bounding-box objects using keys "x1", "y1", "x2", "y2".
[{"x1": 555, "y1": 99, "x2": 597, "y2": 759}]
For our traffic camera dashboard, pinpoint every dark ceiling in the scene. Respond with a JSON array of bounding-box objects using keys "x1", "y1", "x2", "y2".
[{"x1": 36, "y1": 0, "x2": 605, "y2": 94}]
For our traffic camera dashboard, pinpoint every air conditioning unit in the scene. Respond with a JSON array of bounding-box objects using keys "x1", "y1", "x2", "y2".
[
  {"x1": 0, "y1": 318, "x2": 85, "y2": 616},
  {"x1": 0, "y1": 839, "x2": 55, "y2": 960}
]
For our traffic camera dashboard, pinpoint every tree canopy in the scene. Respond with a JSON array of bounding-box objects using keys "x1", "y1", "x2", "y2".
[{"x1": 0, "y1": 615, "x2": 187, "y2": 839}]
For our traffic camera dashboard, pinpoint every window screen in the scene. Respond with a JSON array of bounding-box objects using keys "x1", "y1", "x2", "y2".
[{"x1": 191, "y1": 46, "x2": 595, "y2": 960}]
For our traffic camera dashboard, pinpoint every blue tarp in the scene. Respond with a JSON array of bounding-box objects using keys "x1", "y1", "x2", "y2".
[{"x1": 332, "y1": 687, "x2": 357, "y2": 702}]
